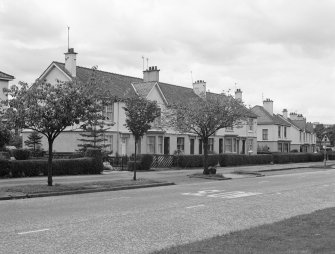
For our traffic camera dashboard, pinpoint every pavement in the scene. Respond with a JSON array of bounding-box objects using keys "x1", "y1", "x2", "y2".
[{"x1": 0, "y1": 160, "x2": 334, "y2": 201}]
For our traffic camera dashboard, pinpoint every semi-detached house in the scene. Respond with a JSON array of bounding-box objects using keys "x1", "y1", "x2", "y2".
[{"x1": 22, "y1": 49, "x2": 258, "y2": 156}]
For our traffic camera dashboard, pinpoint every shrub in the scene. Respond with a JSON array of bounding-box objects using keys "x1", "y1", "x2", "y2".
[
  {"x1": 173, "y1": 155, "x2": 219, "y2": 168},
  {"x1": 0, "y1": 160, "x2": 10, "y2": 177},
  {"x1": 219, "y1": 154, "x2": 272, "y2": 167},
  {"x1": 85, "y1": 148, "x2": 103, "y2": 173},
  {"x1": 272, "y1": 153, "x2": 323, "y2": 164},
  {"x1": 127, "y1": 161, "x2": 141, "y2": 171},
  {"x1": 8, "y1": 157, "x2": 103, "y2": 178},
  {"x1": 12, "y1": 149, "x2": 31, "y2": 160},
  {"x1": 0, "y1": 151, "x2": 10, "y2": 160},
  {"x1": 140, "y1": 154, "x2": 153, "y2": 170}
]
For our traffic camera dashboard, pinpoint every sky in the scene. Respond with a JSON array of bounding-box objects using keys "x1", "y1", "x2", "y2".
[{"x1": 1, "y1": 0, "x2": 335, "y2": 123}]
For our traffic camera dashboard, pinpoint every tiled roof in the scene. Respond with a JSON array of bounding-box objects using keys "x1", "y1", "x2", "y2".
[
  {"x1": 52, "y1": 62, "x2": 256, "y2": 117},
  {"x1": 251, "y1": 106, "x2": 291, "y2": 126},
  {"x1": 0, "y1": 71, "x2": 14, "y2": 80},
  {"x1": 54, "y1": 62, "x2": 140, "y2": 99},
  {"x1": 287, "y1": 118, "x2": 314, "y2": 133}
]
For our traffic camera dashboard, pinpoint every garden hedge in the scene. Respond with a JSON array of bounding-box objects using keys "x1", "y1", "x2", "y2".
[
  {"x1": 127, "y1": 154, "x2": 154, "y2": 171},
  {"x1": 173, "y1": 155, "x2": 219, "y2": 168},
  {"x1": 218, "y1": 154, "x2": 273, "y2": 167}
]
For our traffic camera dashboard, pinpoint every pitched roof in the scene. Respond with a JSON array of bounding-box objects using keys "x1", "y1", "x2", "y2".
[
  {"x1": 50, "y1": 62, "x2": 256, "y2": 117},
  {"x1": 286, "y1": 118, "x2": 314, "y2": 133},
  {"x1": 0, "y1": 71, "x2": 14, "y2": 81},
  {"x1": 251, "y1": 106, "x2": 291, "y2": 126}
]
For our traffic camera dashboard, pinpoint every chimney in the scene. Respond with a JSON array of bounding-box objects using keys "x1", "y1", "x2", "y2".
[
  {"x1": 143, "y1": 66, "x2": 160, "y2": 82},
  {"x1": 263, "y1": 98, "x2": 273, "y2": 115},
  {"x1": 192, "y1": 80, "x2": 206, "y2": 98},
  {"x1": 64, "y1": 48, "x2": 77, "y2": 77},
  {"x1": 235, "y1": 88, "x2": 243, "y2": 102},
  {"x1": 290, "y1": 112, "x2": 298, "y2": 120},
  {"x1": 282, "y1": 109, "x2": 288, "y2": 119}
]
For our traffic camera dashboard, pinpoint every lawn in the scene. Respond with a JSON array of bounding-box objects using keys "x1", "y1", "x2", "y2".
[
  {"x1": 0, "y1": 179, "x2": 165, "y2": 196},
  {"x1": 152, "y1": 207, "x2": 335, "y2": 254}
]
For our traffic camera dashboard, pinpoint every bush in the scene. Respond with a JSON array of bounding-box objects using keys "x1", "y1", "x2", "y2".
[
  {"x1": 127, "y1": 161, "x2": 141, "y2": 171},
  {"x1": 0, "y1": 151, "x2": 10, "y2": 160},
  {"x1": 8, "y1": 157, "x2": 103, "y2": 178},
  {"x1": 85, "y1": 148, "x2": 103, "y2": 173},
  {"x1": 0, "y1": 160, "x2": 10, "y2": 177},
  {"x1": 30, "y1": 149, "x2": 45, "y2": 158},
  {"x1": 12, "y1": 149, "x2": 31, "y2": 160},
  {"x1": 219, "y1": 154, "x2": 272, "y2": 167},
  {"x1": 173, "y1": 155, "x2": 219, "y2": 168},
  {"x1": 272, "y1": 153, "x2": 323, "y2": 164},
  {"x1": 140, "y1": 154, "x2": 153, "y2": 170}
]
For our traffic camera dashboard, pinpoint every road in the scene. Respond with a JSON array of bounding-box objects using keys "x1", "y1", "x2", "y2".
[{"x1": 1, "y1": 169, "x2": 335, "y2": 254}]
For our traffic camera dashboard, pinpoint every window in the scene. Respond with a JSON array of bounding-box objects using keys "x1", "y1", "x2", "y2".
[
  {"x1": 177, "y1": 137, "x2": 185, "y2": 152},
  {"x1": 278, "y1": 143, "x2": 283, "y2": 152},
  {"x1": 226, "y1": 126, "x2": 233, "y2": 132},
  {"x1": 225, "y1": 137, "x2": 237, "y2": 153},
  {"x1": 208, "y1": 138, "x2": 214, "y2": 152},
  {"x1": 147, "y1": 136, "x2": 156, "y2": 154},
  {"x1": 262, "y1": 129, "x2": 268, "y2": 140},
  {"x1": 157, "y1": 136, "x2": 163, "y2": 154},
  {"x1": 248, "y1": 118, "x2": 253, "y2": 131},
  {"x1": 190, "y1": 138, "x2": 195, "y2": 155},
  {"x1": 102, "y1": 105, "x2": 113, "y2": 121},
  {"x1": 278, "y1": 126, "x2": 281, "y2": 138},
  {"x1": 153, "y1": 108, "x2": 161, "y2": 127},
  {"x1": 104, "y1": 135, "x2": 113, "y2": 152},
  {"x1": 219, "y1": 139, "x2": 223, "y2": 154},
  {"x1": 247, "y1": 139, "x2": 253, "y2": 152},
  {"x1": 284, "y1": 143, "x2": 289, "y2": 153},
  {"x1": 284, "y1": 127, "x2": 287, "y2": 138}
]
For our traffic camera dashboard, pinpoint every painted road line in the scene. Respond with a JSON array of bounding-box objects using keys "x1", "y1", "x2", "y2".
[
  {"x1": 207, "y1": 191, "x2": 261, "y2": 199},
  {"x1": 186, "y1": 204, "x2": 205, "y2": 209},
  {"x1": 258, "y1": 181, "x2": 269, "y2": 184},
  {"x1": 18, "y1": 228, "x2": 50, "y2": 235},
  {"x1": 105, "y1": 197, "x2": 130, "y2": 201}
]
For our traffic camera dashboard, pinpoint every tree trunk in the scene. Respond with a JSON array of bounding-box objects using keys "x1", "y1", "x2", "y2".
[
  {"x1": 203, "y1": 137, "x2": 209, "y2": 174},
  {"x1": 133, "y1": 138, "x2": 137, "y2": 181},
  {"x1": 47, "y1": 138, "x2": 54, "y2": 186}
]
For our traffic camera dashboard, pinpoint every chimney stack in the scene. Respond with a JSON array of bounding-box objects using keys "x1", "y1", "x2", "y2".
[
  {"x1": 282, "y1": 109, "x2": 288, "y2": 119},
  {"x1": 64, "y1": 48, "x2": 77, "y2": 77},
  {"x1": 263, "y1": 98, "x2": 274, "y2": 115},
  {"x1": 143, "y1": 66, "x2": 160, "y2": 82},
  {"x1": 235, "y1": 88, "x2": 243, "y2": 102},
  {"x1": 192, "y1": 80, "x2": 206, "y2": 98}
]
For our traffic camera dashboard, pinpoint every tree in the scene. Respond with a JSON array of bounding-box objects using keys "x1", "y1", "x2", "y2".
[
  {"x1": 24, "y1": 131, "x2": 42, "y2": 151},
  {"x1": 3, "y1": 78, "x2": 108, "y2": 186},
  {"x1": 0, "y1": 124, "x2": 10, "y2": 150},
  {"x1": 77, "y1": 123, "x2": 110, "y2": 153},
  {"x1": 123, "y1": 96, "x2": 160, "y2": 180},
  {"x1": 168, "y1": 93, "x2": 246, "y2": 174}
]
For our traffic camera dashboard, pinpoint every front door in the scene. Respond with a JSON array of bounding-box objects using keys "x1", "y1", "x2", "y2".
[{"x1": 164, "y1": 137, "x2": 170, "y2": 155}]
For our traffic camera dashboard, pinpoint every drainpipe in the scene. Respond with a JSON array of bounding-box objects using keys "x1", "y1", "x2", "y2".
[{"x1": 117, "y1": 101, "x2": 120, "y2": 155}]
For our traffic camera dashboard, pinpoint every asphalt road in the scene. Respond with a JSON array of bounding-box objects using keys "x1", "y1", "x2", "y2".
[{"x1": 1, "y1": 169, "x2": 335, "y2": 254}]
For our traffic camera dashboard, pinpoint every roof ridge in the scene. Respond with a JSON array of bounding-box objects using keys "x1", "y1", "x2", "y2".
[
  {"x1": 0, "y1": 70, "x2": 15, "y2": 79},
  {"x1": 53, "y1": 61, "x2": 143, "y2": 81}
]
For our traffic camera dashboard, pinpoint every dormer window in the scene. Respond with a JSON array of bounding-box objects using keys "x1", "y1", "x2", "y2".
[{"x1": 102, "y1": 105, "x2": 114, "y2": 121}]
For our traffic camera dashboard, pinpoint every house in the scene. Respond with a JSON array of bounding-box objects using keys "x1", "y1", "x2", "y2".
[
  {"x1": 22, "y1": 48, "x2": 258, "y2": 156},
  {"x1": 251, "y1": 99, "x2": 316, "y2": 153},
  {"x1": 0, "y1": 71, "x2": 14, "y2": 101},
  {"x1": 281, "y1": 112, "x2": 316, "y2": 152},
  {"x1": 251, "y1": 99, "x2": 291, "y2": 153}
]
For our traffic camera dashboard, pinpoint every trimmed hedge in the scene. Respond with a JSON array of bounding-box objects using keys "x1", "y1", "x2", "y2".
[
  {"x1": 219, "y1": 154, "x2": 273, "y2": 167},
  {"x1": 127, "y1": 154, "x2": 154, "y2": 171},
  {"x1": 0, "y1": 160, "x2": 10, "y2": 177},
  {"x1": 173, "y1": 155, "x2": 219, "y2": 168},
  {"x1": 4, "y1": 157, "x2": 103, "y2": 178},
  {"x1": 272, "y1": 153, "x2": 323, "y2": 164}
]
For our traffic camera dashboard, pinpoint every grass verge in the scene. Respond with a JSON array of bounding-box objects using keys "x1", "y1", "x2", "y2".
[
  {"x1": 152, "y1": 207, "x2": 335, "y2": 254},
  {"x1": 188, "y1": 173, "x2": 231, "y2": 180},
  {"x1": 0, "y1": 179, "x2": 167, "y2": 197}
]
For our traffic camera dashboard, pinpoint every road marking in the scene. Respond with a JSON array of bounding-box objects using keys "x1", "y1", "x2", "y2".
[
  {"x1": 105, "y1": 197, "x2": 130, "y2": 201},
  {"x1": 258, "y1": 181, "x2": 269, "y2": 184},
  {"x1": 18, "y1": 228, "x2": 50, "y2": 235},
  {"x1": 182, "y1": 189, "x2": 261, "y2": 199},
  {"x1": 323, "y1": 184, "x2": 330, "y2": 187},
  {"x1": 186, "y1": 204, "x2": 205, "y2": 209}
]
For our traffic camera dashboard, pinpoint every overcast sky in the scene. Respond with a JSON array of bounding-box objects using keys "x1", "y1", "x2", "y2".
[{"x1": 1, "y1": 0, "x2": 335, "y2": 123}]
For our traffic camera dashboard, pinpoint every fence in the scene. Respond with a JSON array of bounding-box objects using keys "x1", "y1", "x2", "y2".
[{"x1": 151, "y1": 154, "x2": 174, "y2": 168}]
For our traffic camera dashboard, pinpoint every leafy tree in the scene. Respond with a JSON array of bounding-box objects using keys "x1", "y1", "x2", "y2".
[
  {"x1": 0, "y1": 124, "x2": 10, "y2": 150},
  {"x1": 123, "y1": 96, "x2": 160, "y2": 180},
  {"x1": 24, "y1": 131, "x2": 42, "y2": 151},
  {"x1": 326, "y1": 125, "x2": 335, "y2": 146},
  {"x1": 168, "y1": 93, "x2": 246, "y2": 174},
  {"x1": 3, "y1": 78, "x2": 109, "y2": 186}
]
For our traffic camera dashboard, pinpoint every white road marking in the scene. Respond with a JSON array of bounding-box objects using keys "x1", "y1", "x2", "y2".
[
  {"x1": 258, "y1": 181, "x2": 269, "y2": 184},
  {"x1": 323, "y1": 184, "x2": 330, "y2": 187},
  {"x1": 182, "y1": 189, "x2": 261, "y2": 199},
  {"x1": 105, "y1": 197, "x2": 130, "y2": 201},
  {"x1": 18, "y1": 228, "x2": 50, "y2": 235},
  {"x1": 186, "y1": 204, "x2": 205, "y2": 209}
]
